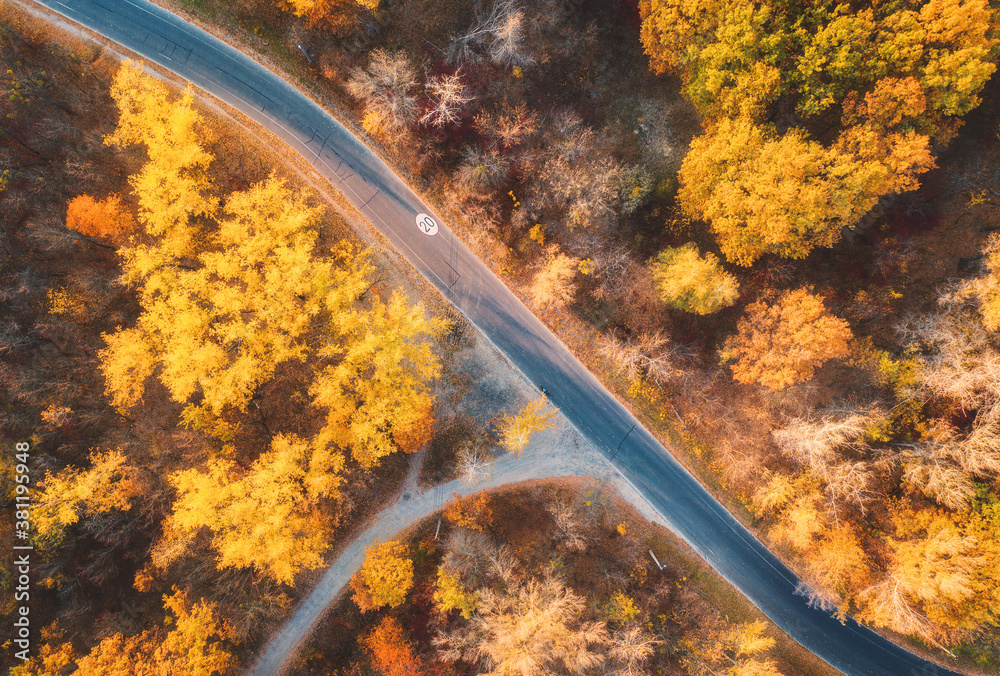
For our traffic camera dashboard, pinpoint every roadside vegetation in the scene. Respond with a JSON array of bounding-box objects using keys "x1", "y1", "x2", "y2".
[
  {"x1": 0, "y1": 7, "x2": 811, "y2": 676},
  {"x1": 0, "y1": 8, "x2": 509, "y2": 672},
  {"x1": 151, "y1": 0, "x2": 1000, "y2": 667},
  {"x1": 290, "y1": 481, "x2": 837, "y2": 676},
  {"x1": 4, "y1": 0, "x2": 1000, "y2": 671}
]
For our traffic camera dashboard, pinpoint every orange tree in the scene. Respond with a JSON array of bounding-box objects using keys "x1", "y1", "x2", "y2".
[{"x1": 720, "y1": 288, "x2": 853, "y2": 389}]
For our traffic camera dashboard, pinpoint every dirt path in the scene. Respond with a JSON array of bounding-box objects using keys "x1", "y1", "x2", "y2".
[
  {"x1": 249, "y1": 421, "x2": 612, "y2": 675},
  {"x1": 248, "y1": 337, "x2": 673, "y2": 676}
]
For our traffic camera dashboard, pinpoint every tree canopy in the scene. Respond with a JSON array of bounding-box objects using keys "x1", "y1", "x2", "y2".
[
  {"x1": 642, "y1": 0, "x2": 998, "y2": 264},
  {"x1": 351, "y1": 540, "x2": 415, "y2": 611},
  {"x1": 164, "y1": 434, "x2": 343, "y2": 585},
  {"x1": 651, "y1": 243, "x2": 739, "y2": 313},
  {"x1": 721, "y1": 289, "x2": 853, "y2": 389},
  {"x1": 100, "y1": 63, "x2": 441, "y2": 465}
]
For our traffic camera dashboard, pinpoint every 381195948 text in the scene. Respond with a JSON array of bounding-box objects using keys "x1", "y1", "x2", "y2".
[{"x1": 12, "y1": 440, "x2": 32, "y2": 662}]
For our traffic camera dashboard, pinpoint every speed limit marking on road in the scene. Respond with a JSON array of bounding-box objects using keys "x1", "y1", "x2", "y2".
[{"x1": 415, "y1": 212, "x2": 439, "y2": 236}]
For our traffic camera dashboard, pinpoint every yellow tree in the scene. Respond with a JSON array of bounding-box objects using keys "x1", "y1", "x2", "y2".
[
  {"x1": 163, "y1": 434, "x2": 342, "y2": 585},
  {"x1": 803, "y1": 524, "x2": 871, "y2": 608},
  {"x1": 721, "y1": 289, "x2": 853, "y2": 389},
  {"x1": 153, "y1": 589, "x2": 235, "y2": 675},
  {"x1": 679, "y1": 118, "x2": 898, "y2": 266},
  {"x1": 965, "y1": 501, "x2": 1000, "y2": 629},
  {"x1": 917, "y1": 0, "x2": 997, "y2": 118},
  {"x1": 100, "y1": 176, "x2": 338, "y2": 434},
  {"x1": 34, "y1": 449, "x2": 140, "y2": 549},
  {"x1": 497, "y1": 397, "x2": 556, "y2": 455},
  {"x1": 170, "y1": 177, "x2": 332, "y2": 429},
  {"x1": 882, "y1": 509, "x2": 983, "y2": 630},
  {"x1": 960, "y1": 232, "x2": 1000, "y2": 330},
  {"x1": 768, "y1": 489, "x2": 828, "y2": 552},
  {"x1": 104, "y1": 61, "x2": 216, "y2": 266},
  {"x1": 650, "y1": 243, "x2": 739, "y2": 314},
  {"x1": 681, "y1": 618, "x2": 784, "y2": 676},
  {"x1": 434, "y1": 568, "x2": 479, "y2": 619},
  {"x1": 643, "y1": 0, "x2": 995, "y2": 263},
  {"x1": 279, "y1": 0, "x2": 379, "y2": 34},
  {"x1": 311, "y1": 288, "x2": 442, "y2": 468},
  {"x1": 73, "y1": 588, "x2": 234, "y2": 676},
  {"x1": 8, "y1": 625, "x2": 75, "y2": 676},
  {"x1": 530, "y1": 248, "x2": 579, "y2": 309},
  {"x1": 351, "y1": 540, "x2": 414, "y2": 612}
]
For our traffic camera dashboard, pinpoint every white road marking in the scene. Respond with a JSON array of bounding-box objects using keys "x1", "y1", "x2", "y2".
[{"x1": 415, "y1": 212, "x2": 439, "y2": 236}]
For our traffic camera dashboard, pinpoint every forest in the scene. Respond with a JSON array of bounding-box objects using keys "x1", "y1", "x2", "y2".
[{"x1": 2, "y1": 0, "x2": 1000, "y2": 673}]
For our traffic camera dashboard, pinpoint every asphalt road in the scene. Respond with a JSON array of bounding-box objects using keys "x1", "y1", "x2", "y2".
[{"x1": 27, "y1": 1, "x2": 967, "y2": 674}]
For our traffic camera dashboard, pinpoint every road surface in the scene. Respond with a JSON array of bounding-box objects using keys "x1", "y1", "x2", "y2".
[{"x1": 26, "y1": 1, "x2": 965, "y2": 674}]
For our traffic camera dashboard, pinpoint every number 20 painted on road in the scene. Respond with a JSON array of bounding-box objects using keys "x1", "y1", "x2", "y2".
[{"x1": 415, "y1": 213, "x2": 439, "y2": 236}]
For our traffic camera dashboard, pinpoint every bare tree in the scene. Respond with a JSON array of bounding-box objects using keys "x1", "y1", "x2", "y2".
[
  {"x1": 888, "y1": 421, "x2": 1000, "y2": 509},
  {"x1": 895, "y1": 293, "x2": 1000, "y2": 421},
  {"x1": 458, "y1": 443, "x2": 495, "y2": 484},
  {"x1": 347, "y1": 50, "x2": 419, "y2": 129},
  {"x1": 772, "y1": 410, "x2": 882, "y2": 517},
  {"x1": 435, "y1": 573, "x2": 608, "y2": 675},
  {"x1": 441, "y1": 528, "x2": 515, "y2": 588},
  {"x1": 489, "y1": 5, "x2": 534, "y2": 67},
  {"x1": 457, "y1": 143, "x2": 510, "y2": 192},
  {"x1": 590, "y1": 243, "x2": 635, "y2": 302},
  {"x1": 537, "y1": 111, "x2": 621, "y2": 229},
  {"x1": 447, "y1": 0, "x2": 535, "y2": 68},
  {"x1": 421, "y1": 71, "x2": 474, "y2": 128},
  {"x1": 901, "y1": 458, "x2": 975, "y2": 511},
  {"x1": 772, "y1": 410, "x2": 877, "y2": 472},
  {"x1": 546, "y1": 497, "x2": 589, "y2": 552},
  {"x1": 475, "y1": 101, "x2": 539, "y2": 148},
  {"x1": 598, "y1": 332, "x2": 693, "y2": 385},
  {"x1": 824, "y1": 460, "x2": 875, "y2": 517},
  {"x1": 607, "y1": 626, "x2": 662, "y2": 676}
]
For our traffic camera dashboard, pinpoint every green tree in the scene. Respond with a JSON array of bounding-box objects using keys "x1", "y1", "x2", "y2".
[{"x1": 651, "y1": 243, "x2": 739, "y2": 314}]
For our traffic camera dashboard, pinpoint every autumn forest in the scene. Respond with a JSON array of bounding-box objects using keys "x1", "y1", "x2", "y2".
[{"x1": 2, "y1": 0, "x2": 1000, "y2": 674}]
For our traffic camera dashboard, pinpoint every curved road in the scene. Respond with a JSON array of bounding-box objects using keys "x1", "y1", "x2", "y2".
[{"x1": 28, "y1": 2, "x2": 964, "y2": 675}]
